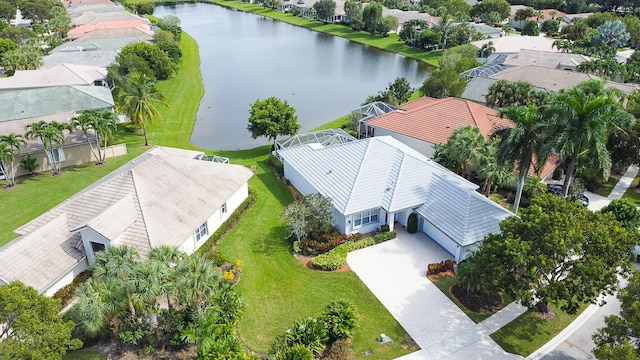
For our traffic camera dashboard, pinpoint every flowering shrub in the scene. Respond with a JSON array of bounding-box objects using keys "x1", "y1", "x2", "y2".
[{"x1": 223, "y1": 271, "x2": 235, "y2": 281}]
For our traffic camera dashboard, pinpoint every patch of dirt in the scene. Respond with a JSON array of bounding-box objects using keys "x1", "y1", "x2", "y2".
[
  {"x1": 88, "y1": 340, "x2": 197, "y2": 360},
  {"x1": 294, "y1": 253, "x2": 351, "y2": 272},
  {"x1": 450, "y1": 284, "x2": 504, "y2": 314},
  {"x1": 427, "y1": 270, "x2": 455, "y2": 280},
  {"x1": 400, "y1": 333, "x2": 419, "y2": 350},
  {"x1": 533, "y1": 304, "x2": 558, "y2": 321}
]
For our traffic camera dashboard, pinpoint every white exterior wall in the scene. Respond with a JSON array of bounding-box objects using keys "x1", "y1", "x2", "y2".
[
  {"x1": 345, "y1": 208, "x2": 382, "y2": 235},
  {"x1": 283, "y1": 161, "x2": 317, "y2": 196},
  {"x1": 422, "y1": 219, "x2": 461, "y2": 262},
  {"x1": 180, "y1": 183, "x2": 249, "y2": 254},
  {"x1": 43, "y1": 257, "x2": 89, "y2": 297},
  {"x1": 371, "y1": 127, "x2": 436, "y2": 158},
  {"x1": 334, "y1": 208, "x2": 347, "y2": 234},
  {"x1": 80, "y1": 228, "x2": 111, "y2": 264}
]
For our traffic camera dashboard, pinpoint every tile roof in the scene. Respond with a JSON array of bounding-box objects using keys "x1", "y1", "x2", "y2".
[
  {"x1": 415, "y1": 175, "x2": 512, "y2": 246},
  {"x1": 472, "y1": 35, "x2": 558, "y2": 53},
  {"x1": 0, "y1": 64, "x2": 107, "y2": 89},
  {"x1": 50, "y1": 37, "x2": 140, "y2": 53},
  {"x1": 0, "y1": 213, "x2": 85, "y2": 291},
  {"x1": 43, "y1": 50, "x2": 119, "y2": 68},
  {"x1": 71, "y1": 11, "x2": 148, "y2": 27},
  {"x1": 279, "y1": 136, "x2": 478, "y2": 215},
  {"x1": 0, "y1": 86, "x2": 114, "y2": 122},
  {"x1": 365, "y1": 97, "x2": 513, "y2": 144},
  {"x1": 71, "y1": 27, "x2": 154, "y2": 42},
  {"x1": 67, "y1": 20, "x2": 152, "y2": 39},
  {"x1": 503, "y1": 49, "x2": 591, "y2": 69},
  {"x1": 4, "y1": 147, "x2": 253, "y2": 291}
]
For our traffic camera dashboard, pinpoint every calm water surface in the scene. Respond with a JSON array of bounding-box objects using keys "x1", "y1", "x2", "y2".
[{"x1": 154, "y1": 3, "x2": 430, "y2": 150}]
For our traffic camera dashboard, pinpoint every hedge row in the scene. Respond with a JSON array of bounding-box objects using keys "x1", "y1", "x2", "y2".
[
  {"x1": 52, "y1": 270, "x2": 92, "y2": 307},
  {"x1": 309, "y1": 231, "x2": 396, "y2": 271},
  {"x1": 195, "y1": 188, "x2": 257, "y2": 256}
]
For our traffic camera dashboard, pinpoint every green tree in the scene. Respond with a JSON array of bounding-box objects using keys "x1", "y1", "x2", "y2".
[
  {"x1": 600, "y1": 199, "x2": 640, "y2": 229},
  {"x1": 175, "y1": 256, "x2": 222, "y2": 312},
  {"x1": 480, "y1": 41, "x2": 495, "y2": 58},
  {"x1": 432, "y1": 12, "x2": 454, "y2": 48},
  {"x1": 24, "y1": 120, "x2": 67, "y2": 175},
  {"x1": 420, "y1": 66, "x2": 467, "y2": 98},
  {"x1": 117, "y1": 72, "x2": 168, "y2": 147},
  {"x1": 592, "y1": 271, "x2": 640, "y2": 360},
  {"x1": 281, "y1": 193, "x2": 333, "y2": 252},
  {"x1": 493, "y1": 106, "x2": 551, "y2": 214},
  {"x1": 344, "y1": 0, "x2": 364, "y2": 30},
  {"x1": 541, "y1": 19, "x2": 560, "y2": 35},
  {"x1": 377, "y1": 15, "x2": 399, "y2": 36},
  {"x1": 0, "y1": 47, "x2": 43, "y2": 76},
  {"x1": 0, "y1": 0, "x2": 16, "y2": 23},
  {"x1": 0, "y1": 281, "x2": 82, "y2": 359},
  {"x1": 597, "y1": 20, "x2": 630, "y2": 50},
  {"x1": 0, "y1": 38, "x2": 17, "y2": 58},
  {"x1": 362, "y1": 1, "x2": 383, "y2": 35},
  {"x1": 313, "y1": 0, "x2": 336, "y2": 21},
  {"x1": 514, "y1": 7, "x2": 535, "y2": 22},
  {"x1": 364, "y1": 76, "x2": 413, "y2": 105},
  {"x1": 560, "y1": 21, "x2": 592, "y2": 41},
  {"x1": 467, "y1": 194, "x2": 637, "y2": 314},
  {"x1": 544, "y1": 80, "x2": 635, "y2": 197},
  {"x1": 247, "y1": 96, "x2": 300, "y2": 146},
  {"x1": 19, "y1": 0, "x2": 60, "y2": 23},
  {"x1": 70, "y1": 110, "x2": 118, "y2": 164},
  {"x1": 476, "y1": 141, "x2": 515, "y2": 196},
  {"x1": 433, "y1": 125, "x2": 489, "y2": 179},
  {"x1": 471, "y1": 0, "x2": 510, "y2": 22},
  {"x1": 521, "y1": 21, "x2": 541, "y2": 36},
  {"x1": 0, "y1": 133, "x2": 26, "y2": 187},
  {"x1": 110, "y1": 42, "x2": 176, "y2": 81}
]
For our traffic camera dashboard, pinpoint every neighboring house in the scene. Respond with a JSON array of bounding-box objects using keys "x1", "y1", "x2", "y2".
[
  {"x1": 70, "y1": 27, "x2": 155, "y2": 42},
  {"x1": 360, "y1": 97, "x2": 511, "y2": 157},
  {"x1": 563, "y1": 12, "x2": 593, "y2": 23},
  {"x1": 67, "y1": 3, "x2": 121, "y2": 18},
  {"x1": 469, "y1": 23, "x2": 504, "y2": 38},
  {"x1": 472, "y1": 35, "x2": 559, "y2": 54},
  {"x1": 280, "y1": 0, "x2": 347, "y2": 22},
  {"x1": 71, "y1": 10, "x2": 149, "y2": 27},
  {"x1": 66, "y1": 20, "x2": 153, "y2": 40},
  {"x1": 42, "y1": 50, "x2": 120, "y2": 69},
  {"x1": 278, "y1": 135, "x2": 513, "y2": 262},
  {"x1": 384, "y1": 8, "x2": 439, "y2": 33},
  {"x1": 0, "y1": 146, "x2": 253, "y2": 296},
  {"x1": 0, "y1": 64, "x2": 108, "y2": 90},
  {"x1": 63, "y1": 0, "x2": 115, "y2": 7},
  {"x1": 49, "y1": 37, "x2": 141, "y2": 54},
  {"x1": 502, "y1": 49, "x2": 590, "y2": 71},
  {"x1": 508, "y1": 6, "x2": 566, "y2": 29}
]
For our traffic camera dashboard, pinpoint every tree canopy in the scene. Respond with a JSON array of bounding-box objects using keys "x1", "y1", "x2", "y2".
[
  {"x1": 465, "y1": 194, "x2": 637, "y2": 314},
  {"x1": 313, "y1": 0, "x2": 336, "y2": 21},
  {"x1": 0, "y1": 281, "x2": 82, "y2": 359},
  {"x1": 247, "y1": 96, "x2": 300, "y2": 145}
]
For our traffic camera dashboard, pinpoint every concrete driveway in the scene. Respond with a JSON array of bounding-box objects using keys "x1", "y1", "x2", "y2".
[{"x1": 347, "y1": 229, "x2": 523, "y2": 359}]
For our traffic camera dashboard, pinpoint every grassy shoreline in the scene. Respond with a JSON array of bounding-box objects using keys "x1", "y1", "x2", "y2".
[{"x1": 132, "y1": 0, "x2": 443, "y2": 66}]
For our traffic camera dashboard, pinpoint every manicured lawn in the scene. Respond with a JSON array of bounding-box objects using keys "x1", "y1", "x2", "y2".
[
  {"x1": 430, "y1": 275, "x2": 514, "y2": 324},
  {"x1": 623, "y1": 175, "x2": 640, "y2": 206},
  {"x1": 132, "y1": 0, "x2": 443, "y2": 67},
  {"x1": 595, "y1": 174, "x2": 620, "y2": 197},
  {"x1": 491, "y1": 302, "x2": 588, "y2": 357}
]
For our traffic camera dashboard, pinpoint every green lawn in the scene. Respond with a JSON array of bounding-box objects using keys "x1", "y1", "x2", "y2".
[
  {"x1": 132, "y1": 0, "x2": 443, "y2": 67},
  {"x1": 595, "y1": 174, "x2": 620, "y2": 197},
  {"x1": 63, "y1": 348, "x2": 105, "y2": 360},
  {"x1": 491, "y1": 302, "x2": 588, "y2": 357},
  {"x1": 623, "y1": 175, "x2": 640, "y2": 206}
]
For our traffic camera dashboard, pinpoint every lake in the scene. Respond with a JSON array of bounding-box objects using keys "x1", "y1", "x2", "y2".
[{"x1": 154, "y1": 3, "x2": 430, "y2": 150}]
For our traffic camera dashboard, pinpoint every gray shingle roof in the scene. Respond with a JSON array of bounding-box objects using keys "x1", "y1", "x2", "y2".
[
  {"x1": 0, "y1": 64, "x2": 107, "y2": 90},
  {"x1": 279, "y1": 136, "x2": 477, "y2": 215},
  {"x1": 50, "y1": 37, "x2": 140, "y2": 53},
  {"x1": 415, "y1": 175, "x2": 513, "y2": 246},
  {"x1": 43, "y1": 51, "x2": 118, "y2": 68},
  {"x1": 4, "y1": 147, "x2": 253, "y2": 291},
  {"x1": 0, "y1": 86, "x2": 114, "y2": 122}
]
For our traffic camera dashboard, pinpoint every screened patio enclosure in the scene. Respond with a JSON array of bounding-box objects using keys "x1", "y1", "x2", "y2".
[
  {"x1": 350, "y1": 101, "x2": 397, "y2": 138},
  {"x1": 273, "y1": 129, "x2": 357, "y2": 161}
]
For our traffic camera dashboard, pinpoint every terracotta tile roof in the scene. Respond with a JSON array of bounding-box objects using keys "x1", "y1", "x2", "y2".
[
  {"x1": 366, "y1": 97, "x2": 514, "y2": 144},
  {"x1": 67, "y1": 20, "x2": 151, "y2": 36}
]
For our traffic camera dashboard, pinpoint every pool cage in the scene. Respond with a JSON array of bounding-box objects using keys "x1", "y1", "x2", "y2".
[
  {"x1": 273, "y1": 129, "x2": 357, "y2": 161},
  {"x1": 350, "y1": 101, "x2": 397, "y2": 138},
  {"x1": 460, "y1": 62, "x2": 507, "y2": 82},
  {"x1": 196, "y1": 154, "x2": 229, "y2": 164}
]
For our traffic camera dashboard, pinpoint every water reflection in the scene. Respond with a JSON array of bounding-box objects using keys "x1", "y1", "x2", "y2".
[{"x1": 154, "y1": 3, "x2": 430, "y2": 150}]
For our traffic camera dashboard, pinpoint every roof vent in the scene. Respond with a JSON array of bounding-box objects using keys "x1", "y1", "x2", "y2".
[{"x1": 327, "y1": 169, "x2": 332, "y2": 174}]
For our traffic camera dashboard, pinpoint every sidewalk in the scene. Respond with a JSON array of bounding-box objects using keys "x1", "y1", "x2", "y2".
[{"x1": 585, "y1": 164, "x2": 638, "y2": 211}]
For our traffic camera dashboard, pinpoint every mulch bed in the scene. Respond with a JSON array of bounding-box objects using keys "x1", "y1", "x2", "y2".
[{"x1": 450, "y1": 284, "x2": 504, "y2": 314}]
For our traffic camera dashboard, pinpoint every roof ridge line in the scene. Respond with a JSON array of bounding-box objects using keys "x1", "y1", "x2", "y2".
[
  {"x1": 128, "y1": 169, "x2": 153, "y2": 250},
  {"x1": 344, "y1": 139, "x2": 373, "y2": 214}
]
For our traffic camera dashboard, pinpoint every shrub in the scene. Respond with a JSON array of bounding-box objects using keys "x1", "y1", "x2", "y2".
[
  {"x1": 426, "y1": 260, "x2": 455, "y2": 275},
  {"x1": 275, "y1": 344, "x2": 314, "y2": 360},
  {"x1": 601, "y1": 199, "x2": 640, "y2": 229},
  {"x1": 324, "y1": 339, "x2": 355, "y2": 360},
  {"x1": 380, "y1": 224, "x2": 390, "y2": 233},
  {"x1": 322, "y1": 300, "x2": 360, "y2": 340},
  {"x1": 204, "y1": 250, "x2": 227, "y2": 266},
  {"x1": 552, "y1": 167, "x2": 564, "y2": 180},
  {"x1": 52, "y1": 270, "x2": 92, "y2": 307},
  {"x1": 271, "y1": 317, "x2": 328, "y2": 355},
  {"x1": 19, "y1": 153, "x2": 38, "y2": 174},
  {"x1": 309, "y1": 232, "x2": 395, "y2": 270},
  {"x1": 407, "y1": 213, "x2": 418, "y2": 233},
  {"x1": 269, "y1": 154, "x2": 284, "y2": 177},
  {"x1": 196, "y1": 188, "x2": 257, "y2": 256}
]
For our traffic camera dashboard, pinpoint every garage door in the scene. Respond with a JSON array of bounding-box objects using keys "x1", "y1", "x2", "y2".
[{"x1": 422, "y1": 219, "x2": 459, "y2": 259}]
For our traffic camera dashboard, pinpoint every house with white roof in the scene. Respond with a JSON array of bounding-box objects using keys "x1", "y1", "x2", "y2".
[
  {"x1": 278, "y1": 135, "x2": 513, "y2": 262},
  {"x1": 0, "y1": 146, "x2": 253, "y2": 295}
]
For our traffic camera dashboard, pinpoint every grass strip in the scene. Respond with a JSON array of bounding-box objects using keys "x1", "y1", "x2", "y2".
[
  {"x1": 623, "y1": 175, "x2": 640, "y2": 206},
  {"x1": 130, "y1": 0, "x2": 443, "y2": 66}
]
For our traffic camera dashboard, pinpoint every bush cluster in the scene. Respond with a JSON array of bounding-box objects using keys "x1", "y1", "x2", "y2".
[
  {"x1": 427, "y1": 260, "x2": 455, "y2": 276},
  {"x1": 196, "y1": 188, "x2": 257, "y2": 256},
  {"x1": 268, "y1": 154, "x2": 284, "y2": 177},
  {"x1": 309, "y1": 231, "x2": 396, "y2": 271},
  {"x1": 306, "y1": 231, "x2": 362, "y2": 254},
  {"x1": 52, "y1": 270, "x2": 92, "y2": 307}
]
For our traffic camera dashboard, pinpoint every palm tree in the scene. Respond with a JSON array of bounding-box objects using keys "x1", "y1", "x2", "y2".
[
  {"x1": 543, "y1": 82, "x2": 636, "y2": 197},
  {"x1": 92, "y1": 245, "x2": 140, "y2": 320},
  {"x1": 477, "y1": 147, "x2": 515, "y2": 197},
  {"x1": 432, "y1": 12, "x2": 453, "y2": 49},
  {"x1": 175, "y1": 256, "x2": 221, "y2": 311},
  {"x1": 24, "y1": 121, "x2": 66, "y2": 175},
  {"x1": 493, "y1": 105, "x2": 551, "y2": 214},
  {"x1": 480, "y1": 41, "x2": 495, "y2": 58},
  {"x1": 149, "y1": 246, "x2": 186, "y2": 309},
  {"x1": 70, "y1": 110, "x2": 118, "y2": 164},
  {"x1": 0, "y1": 133, "x2": 26, "y2": 187},
  {"x1": 117, "y1": 72, "x2": 168, "y2": 147}
]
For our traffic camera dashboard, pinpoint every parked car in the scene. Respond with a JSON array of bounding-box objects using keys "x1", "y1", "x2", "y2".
[{"x1": 546, "y1": 184, "x2": 589, "y2": 207}]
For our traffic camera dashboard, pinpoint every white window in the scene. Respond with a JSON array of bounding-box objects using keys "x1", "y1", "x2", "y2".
[
  {"x1": 221, "y1": 202, "x2": 227, "y2": 215},
  {"x1": 194, "y1": 222, "x2": 208, "y2": 242},
  {"x1": 45, "y1": 148, "x2": 65, "y2": 164},
  {"x1": 352, "y1": 209, "x2": 380, "y2": 228}
]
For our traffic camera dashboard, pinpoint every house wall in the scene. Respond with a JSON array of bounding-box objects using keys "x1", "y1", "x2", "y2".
[
  {"x1": 459, "y1": 243, "x2": 479, "y2": 262},
  {"x1": 421, "y1": 218, "x2": 461, "y2": 261},
  {"x1": 13, "y1": 143, "x2": 127, "y2": 177},
  {"x1": 371, "y1": 127, "x2": 436, "y2": 158},
  {"x1": 180, "y1": 183, "x2": 249, "y2": 254},
  {"x1": 283, "y1": 160, "x2": 317, "y2": 196},
  {"x1": 334, "y1": 208, "x2": 347, "y2": 234},
  {"x1": 43, "y1": 257, "x2": 89, "y2": 297},
  {"x1": 80, "y1": 228, "x2": 112, "y2": 264}
]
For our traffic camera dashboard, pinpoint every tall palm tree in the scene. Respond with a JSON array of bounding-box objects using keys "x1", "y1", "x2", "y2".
[
  {"x1": 24, "y1": 121, "x2": 66, "y2": 175},
  {"x1": 480, "y1": 41, "x2": 495, "y2": 58},
  {"x1": 432, "y1": 12, "x2": 453, "y2": 49},
  {"x1": 544, "y1": 82, "x2": 635, "y2": 197},
  {"x1": 92, "y1": 245, "x2": 140, "y2": 320},
  {"x1": 118, "y1": 72, "x2": 168, "y2": 147},
  {"x1": 0, "y1": 133, "x2": 26, "y2": 187},
  {"x1": 70, "y1": 110, "x2": 118, "y2": 164},
  {"x1": 175, "y1": 256, "x2": 221, "y2": 312},
  {"x1": 493, "y1": 105, "x2": 551, "y2": 214},
  {"x1": 149, "y1": 246, "x2": 186, "y2": 309}
]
